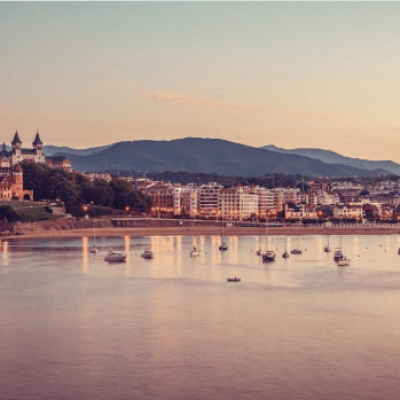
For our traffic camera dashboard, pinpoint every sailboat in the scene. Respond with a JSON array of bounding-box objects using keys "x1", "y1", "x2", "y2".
[
  {"x1": 334, "y1": 235, "x2": 346, "y2": 262},
  {"x1": 324, "y1": 235, "x2": 331, "y2": 253},
  {"x1": 219, "y1": 217, "x2": 228, "y2": 251},
  {"x1": 89, "y1": 222, "x2": 97, "y2": 253},
  {"x1": 291, "y1": 236, "x2": 302, "y2": 254},
  {"x1": 256, "y1": 224, "x2": 262, "y2": 256},
  {"x1": 262, "y1": 218, "x2": 275, "y2": 262}
]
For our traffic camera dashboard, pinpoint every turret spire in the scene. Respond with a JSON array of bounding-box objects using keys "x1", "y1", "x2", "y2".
[
  {"x1": 11, "y1": 130, "x2": 22, "y2": 145},
  {"x1": 33, "y1": 131, "x2": 43, "y2": 146}
]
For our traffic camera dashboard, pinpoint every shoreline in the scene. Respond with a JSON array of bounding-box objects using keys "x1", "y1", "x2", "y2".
[{"x1": 5, "y1": 226, "x2": 400, "y2": 240}]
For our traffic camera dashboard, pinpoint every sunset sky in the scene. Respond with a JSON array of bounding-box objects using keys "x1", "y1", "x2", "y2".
[{"x1": 2, "y1": 2, "x2": 400, "y2": 161}]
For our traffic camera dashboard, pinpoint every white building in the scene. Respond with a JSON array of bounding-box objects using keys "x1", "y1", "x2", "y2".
[
  {"x1": 333, "y1": 203, "x2": 363, "y2": 219},
  {"x1": 198, "y1": 182, "x2": 223, "y2": 218},
  {"x1": 219, "y1": 185, "x2": 259, "y2": 220}
]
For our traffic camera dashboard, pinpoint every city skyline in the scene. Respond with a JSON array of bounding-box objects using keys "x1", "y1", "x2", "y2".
[{"x1": 2, "y1": 2, "x2": 400, "y2": 161}]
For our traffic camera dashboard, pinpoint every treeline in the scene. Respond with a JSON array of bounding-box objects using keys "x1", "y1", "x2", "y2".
[
  {"x1": 21, "y1": 162, "x2": 152, "y2": 214},
  {"x1": 104, "y1": 170, "x2": 311, "y2": 189}
]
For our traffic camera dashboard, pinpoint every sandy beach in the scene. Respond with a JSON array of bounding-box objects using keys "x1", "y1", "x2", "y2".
[{"x1": 6, "y1": 225, "x2": 400, "y2": 240}]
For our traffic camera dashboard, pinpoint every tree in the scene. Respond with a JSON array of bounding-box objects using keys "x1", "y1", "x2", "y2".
[
  {"x1": 359, "y1": 190, "x2": 370, "y2": 197},
  {"x1": 0, "y1": 205, "x2": 21, "y2": 222}
]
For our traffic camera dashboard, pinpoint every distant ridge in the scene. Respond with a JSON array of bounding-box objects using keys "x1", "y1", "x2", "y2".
[
  {"x1": 263, "y1": 145, "x2": 400, "y2": 175},
  {"x1": 46, "y1": 137, "x2": 388, "y2": 177},
  {"x1": 43, "y1": 143, "x2": 114, "y2": 157}
]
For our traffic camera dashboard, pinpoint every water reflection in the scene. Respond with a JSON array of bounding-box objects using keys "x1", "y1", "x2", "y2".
[
  {"x1": 1, "y1": 240, "x2": 8, "y2": 266},
  {"x1": 4, "y1": 234, "x2": 400, "y2": 400},
  {"x1": 82, "y1": 236, "x2": 88, "y2": 273}
]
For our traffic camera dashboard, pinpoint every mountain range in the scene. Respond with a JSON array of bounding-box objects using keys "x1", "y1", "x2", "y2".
[
  {"x1": 263, "y1": 145, "x2": 400, "y2": 175},
  {"x1": 41, "y1": 138, "x2": 391, "y2": 178}
]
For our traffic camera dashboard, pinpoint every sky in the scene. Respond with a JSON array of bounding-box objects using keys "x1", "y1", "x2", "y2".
[{"x1": 2, "y1": 2, "x2": 400, "y2": 161}]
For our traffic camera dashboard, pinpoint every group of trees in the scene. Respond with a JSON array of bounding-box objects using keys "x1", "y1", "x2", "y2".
[{"x1": 21, "y1": 162, "x2": 152, "y2": 214}]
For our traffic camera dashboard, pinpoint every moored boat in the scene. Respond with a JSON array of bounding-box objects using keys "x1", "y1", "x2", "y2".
[
  {"x1": 141, "y1": 249, "x2": 154, "y2": 259},
  {"x1": 262, "y1": 250, "x2": 276, "y2": 262},
  {"x1": 190, "y1": 247, "x2": 200, "y2": 257},
  {"x1": 219, "y1": 217, "x2": 228, "y2": 251},
  {"x1": 324, "y1": 235, "x2": 331, "y2": 253},
  {"x1": 219, "y1": 242, "x2": 228, "y2": 251},
  {"x1": 89, "y1": 246, "x2": 98, "y2": 254},
  {"x1": 291, "y1": 249, "x2": 302, "y2": 255},
  {"x1": 337, "y1": 257, "x2": 350, "y2": 267},
  {"x1": 104, "y1": 248, "x2": 127, "y2": 262},
  {"x1": 227, "y1": 277, "x2": 241, "y2": 282},
  {"x1": 334, "y1": 247, "x2": 344, "y2": 261},
  {"x1": 282, "y1": 250, "x2": 289, "y2": 259}
]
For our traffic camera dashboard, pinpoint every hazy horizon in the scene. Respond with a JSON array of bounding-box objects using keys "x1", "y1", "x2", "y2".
[{"x1": 2, "y1": 2, "x2": 400, "y2": 161}]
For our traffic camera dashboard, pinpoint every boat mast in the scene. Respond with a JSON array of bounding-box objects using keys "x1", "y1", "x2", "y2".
[
  {"x1": 93, "y1": 220, "x2": 96, "y2": 248},
  {"x1": 221, "y1": 214, "x2": 223, "y2": 242}
]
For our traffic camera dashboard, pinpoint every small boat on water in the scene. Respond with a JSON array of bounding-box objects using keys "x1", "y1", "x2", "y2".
[
  {"x1": 141, "y1": 249, "x2": 154, "y2": 259},
  {"x1": 262, "y1": 250, "x2": 276, "y2": 262},
  {"x1": 89, "y1": 246, "x2": 97, "y2": 254},
  {"x1": 334, "y1": 248, "x2": 344, "y2": 261},
  {"x1": 291, "y1": 249, "x2": 302, "y2": 255},
  {"x1": 282, "y1": 250, "x2": 290, "y2": 259},
  {"x1": 398, "y1": 247, "x2": 400, "y2": 255},
  {"x1": 104, "y1": 248, "x2": 127, "y2": 262},
  {"x1": 190, "y1": 247, "x2": 200, "y2": 257},
  {"x1": 337, "y1": 257, "x2": 350, "y2": 267},
  {"x1": 219, "y1": 217, "x2": 228, "y2": 251},
  {"x1": 324, "y1": 236, "x2": 331, "y2": 253},
  {"x1": 219, "y1": 242, "x2": 228, "y2": 251},
  {"x1": 227, "y1": 277, "x2": 241, "y2": 282},
  {"x1": 89, "y1": 224, "x2": 98, "y2": 253}
]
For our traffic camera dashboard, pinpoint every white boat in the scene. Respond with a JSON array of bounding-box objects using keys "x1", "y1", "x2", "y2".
[
  {"x1": 337, "y1": 257, "x2": 350, "y2": 267},
  {"x1": 104, "y1": 248, "x2": 127, "y2": 262},
  {"x1": 219, "y1": 242, "x2": 228, "y2": 251},
  {"x1": 262, "y1": 250, "x2": 276, "y2": 262},
  {"x1": 190, "y1": 247, "x2": 200, "y2": 257},
  {"x1": 141, "y1": 249, "x2": 154, "y2": 259},
  {"x1": 89, "y1": 223, "x2": 98, "y2": 253},
  {"x1": 256, "y1": 224, "x2": 262, "y2": 256},
  {"x1": 219, "y1": 218, "x2": 228, "y2": 251},
  {"x1": 324, "y1": 236, "x2": 331, "y2": 253},
  {"x1": 334, "y1": 247, "x2": 344, "y2": 261},
  {"x1": 89, "y1": 246, "x2": 98, "y2": 254}
]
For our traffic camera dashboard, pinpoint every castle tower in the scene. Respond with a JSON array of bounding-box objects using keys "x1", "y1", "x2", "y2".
[
  {"x1": 11, "y1": 131, "x2": 22, "y2": 165},
  {"x1": 11, "y1": 131, "x2": 22, "y2": 151},
  {"x1": 32, "y1": 131, "x2": 45, "y2": 163},
  {"x1": 32, "y1": 132, "x2": 43, "y2": 150}
]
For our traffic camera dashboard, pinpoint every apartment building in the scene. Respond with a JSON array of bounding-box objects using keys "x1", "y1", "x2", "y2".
[
  {"x1": 219, "y1": 185, "x2": 258, "y2": 220},
  {"x1": 198, "y1": 182, "x2": 223, "y2": 218},
  {"x1": 142, "y1": 182, "x2": 181, "y2": 216}
]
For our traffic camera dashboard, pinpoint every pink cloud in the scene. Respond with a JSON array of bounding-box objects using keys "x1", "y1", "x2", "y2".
[
  {"x1": 133, "y1": 91, "x2": 333, "y2": 122},
  {"x1": 133, "y1": 92, "x2": 248, "y2": 110}
]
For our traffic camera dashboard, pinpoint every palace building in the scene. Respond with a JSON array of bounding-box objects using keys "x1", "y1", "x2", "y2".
[{"x1": 0, "y1": 131, "x2": 72, "y2": 172}]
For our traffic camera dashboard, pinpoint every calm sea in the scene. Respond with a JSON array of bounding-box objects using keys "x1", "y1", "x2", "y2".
[{"x1": 1, "y1": 234, "x2": 400, "y2": 400}]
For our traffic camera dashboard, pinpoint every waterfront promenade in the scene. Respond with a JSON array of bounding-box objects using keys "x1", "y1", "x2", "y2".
[{"x1": 7, "y1": 217, "x2": 400, "y2": 239}]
